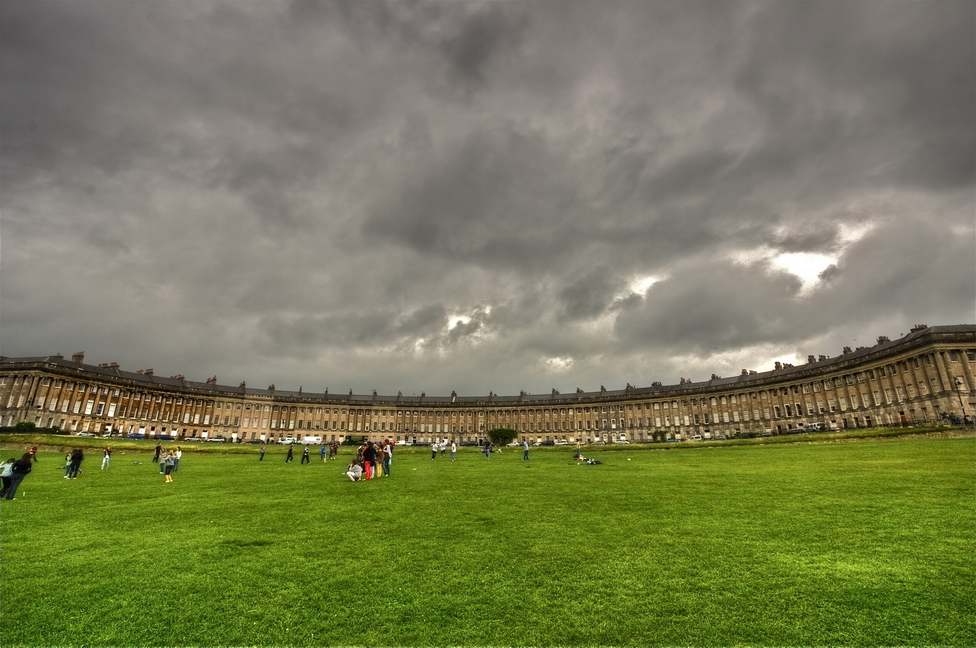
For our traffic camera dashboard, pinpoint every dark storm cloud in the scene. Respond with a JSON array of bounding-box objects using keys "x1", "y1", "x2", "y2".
[
  {"x1": 1, "y1": 0, "x2": 972, "y2": 396},
  {"x1": 440, "y1": 8, "x2": 528, "y2": 86},
  {"x1": 614, "y1": 260, "x2": 804, "y2": 355},
  {"x1": 558, "y1": 267, "x2": 625, "y2": 323},
  {"x1": 732, "y1": 1, "x2": 976, "y2": 193}
]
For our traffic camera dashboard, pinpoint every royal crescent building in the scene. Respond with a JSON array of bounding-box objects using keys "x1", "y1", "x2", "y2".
[{"x1": 1, "y1": 324, "x2": 974, "y2": 443}]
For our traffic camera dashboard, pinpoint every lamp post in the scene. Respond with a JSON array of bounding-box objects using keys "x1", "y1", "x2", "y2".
[{"x1": 955, "y1": 377, "x2": 970, "y2": 424}]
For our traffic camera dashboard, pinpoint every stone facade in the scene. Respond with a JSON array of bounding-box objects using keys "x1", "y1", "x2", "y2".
[{"x1": 1, "y1": 324, "x2": 974, "y2": 443}]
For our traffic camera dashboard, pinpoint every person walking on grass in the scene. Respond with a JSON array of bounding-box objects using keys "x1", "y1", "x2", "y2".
[
  {"x1": 101, "y1": 448, "x2": 112, "y2": 470},
  {"x1": 383, "y1": 440, "x2": 393, "y2": 476},
  {"x1": 0, "y1": 458, "x2": 15, "y2": 498},
  {"x1": 301, "y1": 445, "x2": 311, "y2": 464},
  {"x1": 285, "y1": 445, "x2": 294, "y2": 463},
  {"x1": 450, "y1": 440, "x2": 457, "y2": 461},
  {"x1": 153, "y1": 443, "x2": 162, "y2": 464},
  {"x1": 173, "y1": 447, "x2": 182, "y2": 472},
  {"x1": 259, "y1": 444, "x2": 266, "y2": 461},
  {"x1": 320, "y1": 445, "x2": 327, "y2": 462},
  {"x1": 483, "y1": 440, "x2": 492, "y2": 459},
  {"x1": 67, "y1": 449, "x2": 84, "y2": 479},
  {"x1": 362, "y1": 442, "x2": 377, "y2": 480},
  {"x1": 523, "y1": 439, "x2": 530, "y2": 460},
  {"x1": 164, "y1": 451, "x2": 176, "y2": 482},
  {"x1": 3, "y1": 453, "x2": 33, "y2": 500}
]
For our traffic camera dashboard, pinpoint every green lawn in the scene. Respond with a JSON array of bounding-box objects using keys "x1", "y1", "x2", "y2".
[{"x1": 1, "y1": 438, "x2": 973, "y2": 647}]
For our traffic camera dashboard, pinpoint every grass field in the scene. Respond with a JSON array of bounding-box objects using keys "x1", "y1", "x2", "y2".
[{"x1": 1, "y1": 436, "x2": 973, "y2": 647}]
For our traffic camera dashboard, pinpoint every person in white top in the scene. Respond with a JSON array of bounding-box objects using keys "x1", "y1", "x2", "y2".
[{"x1": 383, "y1": 441, "x2": 393, "y2": 476}]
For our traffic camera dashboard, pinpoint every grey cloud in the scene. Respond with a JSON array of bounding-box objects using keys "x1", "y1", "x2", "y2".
[
  {"x1": 613, "y1": 259, "x2": 804, "y2": 355},
  {"x1": 558, "y1": 267, "x2": 625, "y2": 323},
  {"x1": 440, "y1": 8, "x2": 528, "y2": 86},
  {"x1": 2, "y1": 1, "x2": 972, "y2": 396}
]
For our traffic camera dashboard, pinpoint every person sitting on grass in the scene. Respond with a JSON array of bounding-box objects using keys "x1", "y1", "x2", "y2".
[{"x1": 346, "y1": 461, "x2": 363, "y2": 482}]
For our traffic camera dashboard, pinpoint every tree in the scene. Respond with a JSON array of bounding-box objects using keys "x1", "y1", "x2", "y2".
[
  {"x1": 487, "y1": 427, "x2": 518, "y2": 446},
  {"x1": 14, "y1": 421, "x2": 37, "y2": 430}
]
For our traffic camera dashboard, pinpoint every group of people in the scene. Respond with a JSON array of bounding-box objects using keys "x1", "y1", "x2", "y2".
[
  {"x1": 430, "y1": 441, "x2": 457, "y2": 461},
  {"x1": 345, "y1": 440, "x2": 394, "y2": 481},
  {"x1": 153, "y1": 444, "x2": 180, "y2": 482},
  {"x1": 63, "y1": 449, "x2": 85, "y2": 479},
  {"x1": 280, "y1": 442, "x2": 341, "y2": 464}
]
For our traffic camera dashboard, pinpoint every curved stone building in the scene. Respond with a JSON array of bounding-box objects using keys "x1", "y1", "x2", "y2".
[{"x1": 2, "y1": 324, "x2": 973, "y2": 443}]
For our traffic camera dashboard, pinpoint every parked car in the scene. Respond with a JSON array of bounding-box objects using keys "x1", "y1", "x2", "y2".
[
  {"x1": 690, "y1": 435, "x2": 703, "y2": 441},
  {"x1": 74, "y1": 431, "x2": 95, "y2": 437},
  {"x1": 154, "y1": 434, "x2": 174, "y2": 441},
  {"x1": 613, "y1": 439, "x2": 631, "y2": 444},
  {"x1": 554, "y1": 440, "x2": 569, "y2": 446},
  {"x1": 712, "y1": 434, "x2": 727, "y2": 440},
  {"x1": 205, "y1": 437, "x2": 226, "y2": 443},
  {"x1": 280, "y1": 437, "x2": 297, "y2": 445},
  {"x1": 125, "y1": 434, "x2": 146, "y2": 439}
]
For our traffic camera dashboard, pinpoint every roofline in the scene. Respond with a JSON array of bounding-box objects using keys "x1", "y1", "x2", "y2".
[{"x1": 2, "y1": 324, "x2": 974, "y2": 406}]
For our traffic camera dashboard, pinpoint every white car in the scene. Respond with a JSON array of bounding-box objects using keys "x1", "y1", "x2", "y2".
[{"x1": 74, "y1": 432, "x2": 95, "y2": 437}]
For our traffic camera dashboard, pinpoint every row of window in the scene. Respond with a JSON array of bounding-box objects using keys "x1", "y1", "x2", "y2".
[{"x1": 2, "y1": 348, "x2": 972, "y2": 432}]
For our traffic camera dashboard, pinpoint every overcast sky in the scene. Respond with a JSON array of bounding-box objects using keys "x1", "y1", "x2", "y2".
[{"x1": 2, "y1": 1, "x2": 974, "y2": 397}]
